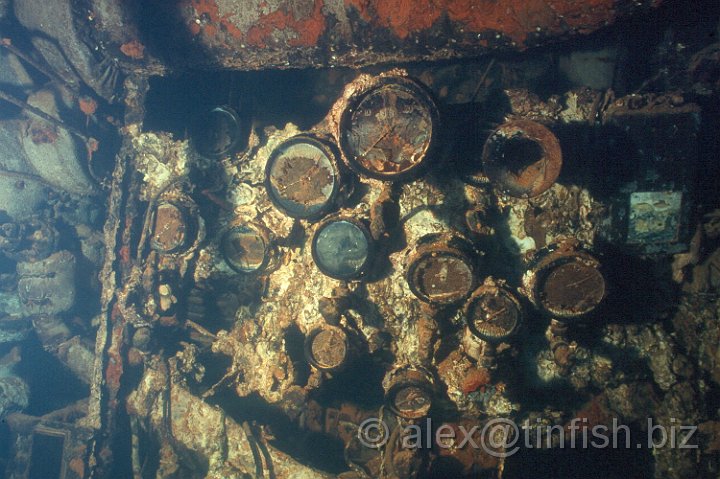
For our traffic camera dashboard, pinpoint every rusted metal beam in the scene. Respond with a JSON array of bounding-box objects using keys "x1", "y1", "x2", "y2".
[{"x1": 88, "y1": 0, "x2": 661, "y2": 72}]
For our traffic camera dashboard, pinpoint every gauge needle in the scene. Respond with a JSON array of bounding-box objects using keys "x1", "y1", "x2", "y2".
[
  {"x1": 359, "y1": 123, "x2": 396, "y2": 158},
  {"x1": 277, "y1": 161, "x2": 324, "y2": 193},
  {"x1": 484, "y1": 305, "x2": 508, "y2": 321}
]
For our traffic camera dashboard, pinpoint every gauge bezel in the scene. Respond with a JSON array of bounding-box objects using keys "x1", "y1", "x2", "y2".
[
  {"x1": 384, "y1": 366, "x2": 435, "y2": 420},
  {"x1": 264, "y1": 134, "x2": 342, "y2": 220},
  {"x1": 311, "y1": 217, "x2": 374, "y2": 280},
  {"x1": 303, "y1": 324, "x2": 350, "y2": 373},
  {"x1": 150, "y1": 200, "x2": 197, "y2": 255},
  {"x1": 464, "y1": 285, "x2": 523, "y2": 343},
  {"x1": 338, "y1": 76, "x2": 440, "y2": 182},
  {"x1": 191, "y1": 105, "x2": 247, "y2": 159},
  {"x1": 221, "y1": 223, "x2": 271, "y2": 274},
  {"x1": 406, "y1": 244, "x2": 478, "y2": 306},
  {"x1": 527, "y1": 245, "x2": 606, "y2": 321}
]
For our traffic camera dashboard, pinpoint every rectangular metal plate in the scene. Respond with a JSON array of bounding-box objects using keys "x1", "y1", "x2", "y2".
[{"x1": 627, "y1": 191, "x2": 683, "y2": 244}]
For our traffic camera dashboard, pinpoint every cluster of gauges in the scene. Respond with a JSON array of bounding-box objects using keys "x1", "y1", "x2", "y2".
[
  {"x1": 261, "y1": 75, "x2": 440, "y2": 281},
  {"x1": 178, "y1": 74, "x2": 605, "y2": 346}
]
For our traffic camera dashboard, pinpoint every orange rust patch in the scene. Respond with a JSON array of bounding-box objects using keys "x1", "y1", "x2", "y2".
[
  {"x1": 567, "y1": 396, "x2": 610, "y2": 430},
  {"x1": 345, "y1": 0, "x2": 620, "y2": 46},
  {"x1": 120, "y1": 40, "x2": 145, "y2": 59},
  {"x1": 462, "y1": 367, "x2": 491, "y2": 394},
  {"x1": 119, "y1": 245, "x2": 130, "y2": 265},
  {"x1": 78, "y1": 96, "x2": 98, "y2": 116},
  {"x1": 69, "y1": 457, "x2": 85, "y2": 478},
  {"x1": 29, "y1": 124, "x2": 59, "y2": 144},
  {"x1": 188, "y1": 0, "x2": 243, "y2": 39},
  {"x1": 246, "y1": 0, "x2": 326, "y2": 47}
]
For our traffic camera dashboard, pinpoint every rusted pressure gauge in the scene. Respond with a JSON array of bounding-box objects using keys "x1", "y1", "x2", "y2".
[
  {"x1": 339, "y1": 76, "x2": 439, "y2": 181},
  {"x1": 465, "y1": 280, "x2": 523, "y2": 343},
  {"x1": 221, "y1": 224, "x2": 270, "y2": 273},
  {"x1": 150, "y1": 200, "x2": 197, "y2": 254},
  {"x1": 304, "y1": 324, "x2": 350, "y2": 372},
  {"x1": 482, "y1": 119, "x2": 562, "y2": 198},
  {"x1": 192, "y1": 106, "x2": 246, "y2": 158},
  {"x1": 406, "y1": 238, "x2": 478, "y2": 306},
  {"x1": 384, "y1": 366, "x2": 434, "y2": 420},
  {"x1": 312, "y1": 218, "x2": 373, "y2": 280},
  {"x1": 524, "y1": 242, "x2": 606, "y2": 320},
  {"x1": 265, "y1": 135, "x2": 341, "y2": 220}
]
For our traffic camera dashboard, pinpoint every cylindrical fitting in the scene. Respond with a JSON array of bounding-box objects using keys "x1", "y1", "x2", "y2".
[
  {"x1": 265, "y1": 134, "x2": 344, "y2": 220},
  {"x1": 482, "y1": 119, "x2": 562, "y2": 198},
  {"x1": 191, "y1": 105, "x2": 248, "y2": 159},
  {"x1": 311, "y1": 217, "x2": 373, "y2": 280},
  {"x1": 221, "y1": 222, "x2": 272, "y2": 274}
]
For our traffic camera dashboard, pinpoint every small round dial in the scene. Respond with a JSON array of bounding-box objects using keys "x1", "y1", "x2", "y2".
[
  {"x1": 151, "y1": 202, "x2": 190, "y2": 254},
  {"x1": 407, "y1": 248, "x2": 476, "y2": 305},
  {"x1": 339, "y1": 76, "x2": 439, "y2": 181},
  {"x1": 312, "y1": 219, "x2": 372, "y2": 280},
  {"x1": 221, "y1": 225, "x2": 269, "y2": 273},
  {"x1": 265, "y1": 135, "x2": 340, "y2": 219},
  {"x1": 392, "y1": 385, "x2": 432, "y2": 419},
  {"x1": 304, "y1": 325, "x2": 349, "y2": 372},
  {"x1": 465, "y1": 287, "x2": 522, "y2": 343},
  {"x1": 192, "y1": 106, "x2": 246, "y2": 158}
]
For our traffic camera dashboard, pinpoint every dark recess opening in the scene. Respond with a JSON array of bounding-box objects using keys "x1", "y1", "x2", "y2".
[
  {"x1": 499, "y1": 137, "x2": 544, "y2": 175},
  {"x1": 28, "y1": 431, "x2": 65, "y2": 479}
]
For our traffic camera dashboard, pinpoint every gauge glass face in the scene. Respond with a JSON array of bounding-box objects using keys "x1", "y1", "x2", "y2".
[
  {"x1": 539, "y1": 260, "x2": 605, "y2": 317},
  {"x1": 194, "y1": 107, "x2": 243, "y2": 158},
  {"x1": 151, "y1": 203, "x2": 187, "y2": 253},
  {"x1": 410, "y1": 252, "x2": 474, "y2": 304},
  {"x1": 222, "y1": 225, "x2": 268, "y2": 273},
  {"x1": 267, "y1": 138, "x2": 338, "y2": 218},
  {"x1": 393, "y1": 385, "x2": 432, "y2": 418},
  {"x1": 313, "y1": 220, "x2": 370, "y2": 279},
  {"x1": 468, "y1": 291, "x2": 521, "y2": 342},
  {"x1": 310, "y1": 328, "x2": 347, "y2": 370},
  {"x1": 342, "y1": 82, "x2": 434, "y2": 178}
]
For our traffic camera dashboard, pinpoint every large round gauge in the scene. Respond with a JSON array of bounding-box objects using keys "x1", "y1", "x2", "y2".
[
  {"x1": 465, "y1": 285, "x2": 522, "y2": 343},
  {"x1": 339, "y1": 76, "x2": 439, "y2": 181},
  {"x1": 536, "y1": 256, "x2": 605, "y2": 319},
  {"x1": 221, "y1": 224, "x2": 270, "y2": 273},
  {"x1": 312, "y1": 218, "x2": 372, "y2": 280},
  {"x1": 265, "y1": 135, "x2": 341, "y2": 219},
  {"x1": 526, "y1": 246, "x2": 606, "y2": 320}
]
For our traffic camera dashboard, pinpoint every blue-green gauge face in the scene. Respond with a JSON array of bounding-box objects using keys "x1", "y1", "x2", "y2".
[{"x1": 312, "y1": 220, "x2": 371, "y2": 279}]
